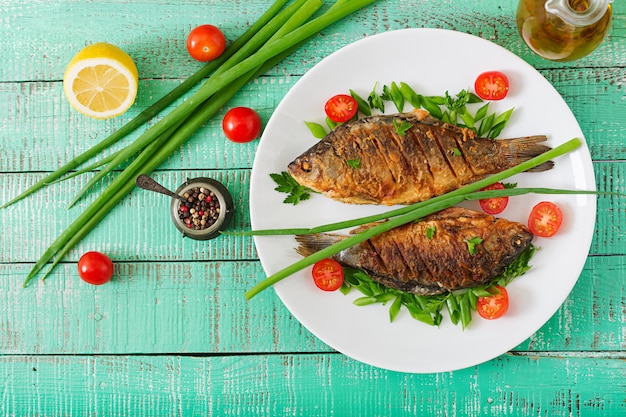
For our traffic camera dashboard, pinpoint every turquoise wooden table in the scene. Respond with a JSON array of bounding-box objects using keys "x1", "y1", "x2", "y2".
[{"x1": 1, "y1": 0, "x2": 624, "y2": 415}]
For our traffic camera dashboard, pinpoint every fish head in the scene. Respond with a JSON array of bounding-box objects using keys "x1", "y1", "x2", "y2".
[
  {"x1": 287, "y1": 142, "x2": 341, "y2": 192},
  {"x1": 483, "y1": 220, "x2": 534, "y2": 264}
]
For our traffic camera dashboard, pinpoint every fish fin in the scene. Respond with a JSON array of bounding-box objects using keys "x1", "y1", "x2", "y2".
[
  {"x1": 501, "y1": 135, "x2": 554, "y2": 172},
  {"x1": 295, "y1": 233, "x2": 343, "y2": 257}
]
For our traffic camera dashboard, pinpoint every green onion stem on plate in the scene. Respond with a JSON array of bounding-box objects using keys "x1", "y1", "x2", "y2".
[{"x1": 244, "y1": 137, "x2": 583, "y2": 299}]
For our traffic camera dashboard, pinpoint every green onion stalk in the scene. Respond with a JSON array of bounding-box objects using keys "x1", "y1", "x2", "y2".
[
  {"x1": 243, "y1": 138, "x2": 583, "y2": 299},
  {"x1": 0, "y1": 0, "x2": 291, "y2": 210},
  {"x1": 21, "y1": 0, "x2": 379, "y2": 286},
  {"x1": 63, "y1": 0, "x2": 377, "y2": 206},
  {"x1": 65, "y1": 0, "x2": 324, "y2": 208}
]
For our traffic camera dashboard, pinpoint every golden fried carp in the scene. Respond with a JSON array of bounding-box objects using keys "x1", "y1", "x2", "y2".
[
  {"x1": 295, "y1": 207, "x2": 533, "y2": 295},
  {"x1": 288, "y1": 110, "x2": 553, "y2": 205}
]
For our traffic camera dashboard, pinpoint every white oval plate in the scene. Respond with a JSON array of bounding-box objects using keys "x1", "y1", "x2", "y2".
[{"x1": 249, "y1": 28, "x2": 596, "y2": 373}]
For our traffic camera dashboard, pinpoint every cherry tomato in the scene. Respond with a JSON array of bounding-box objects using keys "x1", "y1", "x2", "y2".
[
  {"x1": 222, "y1": 107, "x2": 262, "y2": 143},
  {"x1": 77, "y1": 251, "x2": 114, "y2": 285},
  {"x1": 478, "y1": 182, "x2": 509, "y2": 215},
  {"x1": 186, "y1": 24, "x2": 226, "y2": 62},
  {"x1": 324, "y1": 94, "x2": 358, "y2": 123},
  {"x1": 477, "y1": 286, "x2": 509, "y2": 320},
  {"x1": 474, "y1": 71, "x2": 509, "y2": 101},
  {"x1": 311, "y1": 259, "x2": 344, "y2": 292},
  {"x1": 528, "y1": 201, "x2": 563, "y2": 237}
]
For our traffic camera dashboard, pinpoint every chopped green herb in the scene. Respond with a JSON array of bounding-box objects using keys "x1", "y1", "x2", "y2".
[
  {"x1": 346, "y1": 158, "x2": 361, "y2": 169},
  {"x1": 393, "y1": 118, "x2": 412, "y2": 136},
  {"x1": 304, "y1": 121, "x2": 328, "y2": 139},
  {"x1": 452, "y1": 147, "x2": 462, "y2": 156},
  {"x1": 269, "y1": 171, "x2": 313, "y2": 205},
  {"x1": 465, "y1": 236, "x2": 483, "y2": 255},
  {"x1": 339, "y1": 244, "x2": 536, "y2": 328},
  {"x1": 425, "y1": 226, "x2": 436, "y2": 240},
  {"x1": 368, "y1": 82, "x2": 385, "y2": 112}
]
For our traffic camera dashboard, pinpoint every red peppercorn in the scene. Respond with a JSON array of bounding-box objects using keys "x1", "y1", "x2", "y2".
[
  {"x1": 180, "y1": 205, "x2": 189, "y2": 212},
  {"x1": 198, "y1": 210, "x2": 204, "y2": 216},
  {"x1": 205, "y1": 196, "x2": 212, "y2": 202}
]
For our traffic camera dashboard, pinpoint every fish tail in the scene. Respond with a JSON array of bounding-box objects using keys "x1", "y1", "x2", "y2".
[
  {"x1": 295, "y1": 233, "x2": 344, "y2": 257},
  {"x1": 502, "y1": 135, "x2": 554, "y2": 172}
]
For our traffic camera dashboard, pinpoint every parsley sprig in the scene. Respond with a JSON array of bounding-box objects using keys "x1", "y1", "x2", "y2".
[{"x1": 269, "y1": 172, "x2": 315, "y2": 205}]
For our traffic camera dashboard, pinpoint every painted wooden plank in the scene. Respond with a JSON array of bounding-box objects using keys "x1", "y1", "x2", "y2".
[
  {"x1": 0, "y1": 0, "x2": 623, "y2": 85},
  {"x1": 1, "y1": 66, "x2": 624, "y2": 177},
  {"x1": 0, "y1": 255, "x2": 622, "y2": 355},
  {"x1": 0, "y1": 353, "x2": 623, "y2": 416},
  {"x1": 0, "y1": 161, "x2": 624, "y2": 265}
]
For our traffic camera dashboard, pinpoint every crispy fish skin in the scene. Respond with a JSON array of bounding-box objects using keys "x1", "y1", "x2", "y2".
[
  {"x1": 288, "y1": 110, "x2": 553, "y2": 205},
  {"x1": 295, "y1": 207, "x2": 534, "y2": 295}
]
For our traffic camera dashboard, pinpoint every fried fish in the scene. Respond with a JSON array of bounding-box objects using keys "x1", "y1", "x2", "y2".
[
  {"x1": 288, "y1": 109, "x2": 553, "y2": 205},
  {"x1": 295, "y1": 207, "x2": 534, "y2": 295}
]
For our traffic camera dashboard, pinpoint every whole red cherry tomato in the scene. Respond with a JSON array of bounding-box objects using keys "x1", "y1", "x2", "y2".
[
  {"x1": 186, "y1": 24, "x2": 226, "y2": 62},
  {"x1": 222, "y1": 107, "x2": 262, "y2": 143},
  {"x1": 77, "y1": 251, "x2": 114, "y2": 285}
]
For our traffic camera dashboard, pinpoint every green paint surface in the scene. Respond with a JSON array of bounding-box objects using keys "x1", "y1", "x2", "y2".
[{"x1": 0, "y1": 0, "x2": 624, "y2": 415}]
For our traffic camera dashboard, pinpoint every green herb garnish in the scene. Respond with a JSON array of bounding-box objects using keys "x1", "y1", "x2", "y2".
[
  {"x1": 269, "y1": 171, "x2": 314, "y2": 205},
  {"x1": 393, "y1": 118, "x2": 412, "y2": 136},
  {"x1": 304, "y1": 121, "x2": 328, "y2": 139},
  {"x1": 368, "y1": 82, "x2": 385, "y2": 112},
  {"x1": 425, "y1": 226, "x2": 436, "y2": 240},
  {"x1": 465, "y1": 236, "x2": 483, "y2": 255},
  {"x1": 339, "y1": 244, "x2": 537, "y2": 329},
  {"x1": 346, "y1": 158, "x2": 361, "y2": 169}
]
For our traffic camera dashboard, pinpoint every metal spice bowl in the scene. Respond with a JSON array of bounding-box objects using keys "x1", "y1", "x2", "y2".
[{"x1": 169, "y1": 177, "x2": 234, "y2": 240}]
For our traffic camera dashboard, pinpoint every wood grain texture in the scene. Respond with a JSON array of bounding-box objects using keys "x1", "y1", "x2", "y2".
[
  {"x1": 0, "y1": 0, "x2": 625, "y2": 415},
  {"x1": 0, "y1": 354, "x2": 623, "y2": 416},
  {"x1": 0, "y1": 256, "x2": 622, "y2": 355}
]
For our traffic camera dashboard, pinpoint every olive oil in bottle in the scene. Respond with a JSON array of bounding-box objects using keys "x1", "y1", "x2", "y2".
[{"x1": 516, "y1": 0, "x2": 612, "y2": 61}]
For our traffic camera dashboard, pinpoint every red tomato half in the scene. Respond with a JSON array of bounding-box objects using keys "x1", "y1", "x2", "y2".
[
  {"x1": 528, "y1": 201, "x2": 563, "y2": 237},
  {"x1": 474, "y1": 71, "x2": 509, "y2": 101},
  {"x1": 222, "y1": 107, "x2": 262, "y2": 143},
  {"x1": 311, "y1": 259, "x2": 344, "y2": 291},
  {"x1": 479, "y1": 182, "x2": 509, "y2": 215},
  {"x1": 324, "y1": 94, "x2": 358, "y2": 123},
  {"x1": 78, "y1": 251, "x2": 114, "y2": 285},
  {"x1": 186, "y1": 24, "x2": 226, "y2": 62},
  {"x1": 477, "y1": 286, "x2": 509, "y2": 320}
]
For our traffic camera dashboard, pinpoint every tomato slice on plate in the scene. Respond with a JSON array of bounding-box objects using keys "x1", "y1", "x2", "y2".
[
  {"x1": 477, "y1": 286, "x2": 509, "y2": 320},
  {"x1": 474, "y1": 71, "x2": 509, "y2": 101},
  {"x1": 311, "y1": 258, "x2": 344, "y2": 291},
  {"x1": 478, "y1": 182, "x2": 509, "y2": 215},
  {"x1": 528, "y1": 201, "x2": 563, "y2": 237},
  {"x1": 324, "y1": 94, "x2": 358, "y2": 123}
]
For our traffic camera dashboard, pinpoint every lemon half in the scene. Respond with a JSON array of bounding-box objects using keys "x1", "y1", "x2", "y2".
[{"x1": 63, "y1": 42, "x2": 139, "y2": 119}]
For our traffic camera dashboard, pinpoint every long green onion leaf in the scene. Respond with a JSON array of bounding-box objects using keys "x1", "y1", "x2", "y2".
[
  {"x1": 66, "y1": 0, "x2": 322, "y2": 208},
  {"x1": 244, "y1": 137, "x2": 582, "y2": 299},
  {"x1": 232, "y1": 138, "x2": 584, "y2": 237},
  {"x1": 0, "y1": 0, "x2": 290, "y2": 210}
]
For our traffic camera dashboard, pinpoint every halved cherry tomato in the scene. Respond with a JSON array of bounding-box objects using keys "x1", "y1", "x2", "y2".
[
  {"x1": 222, "y1": 107, "x2": 262, "y2": 143},
  {"x1": 479, "y1": 182, "x2": 509, "y2": 215},
  {"x1": 477, "y1": 286, "x2": 509, "y2": 320},
  {"x1": 474, "y1": 71, "x2": 509, "y2": 101},
  {"x1": 324, "y1": 94, "x2": 358, "y2": 123},
  {"x1": 186, "y1": 24, "x2": 226, "y2": 62},
  {"x1": 528, "y1": 201, "x2": 563, "y2": 237},
  {"x1": 78, "y1": 251, "x2": 114, "y2": 285},
  {"x1": 311, "y1": 258, "x2": 344, "y2": 291}
]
